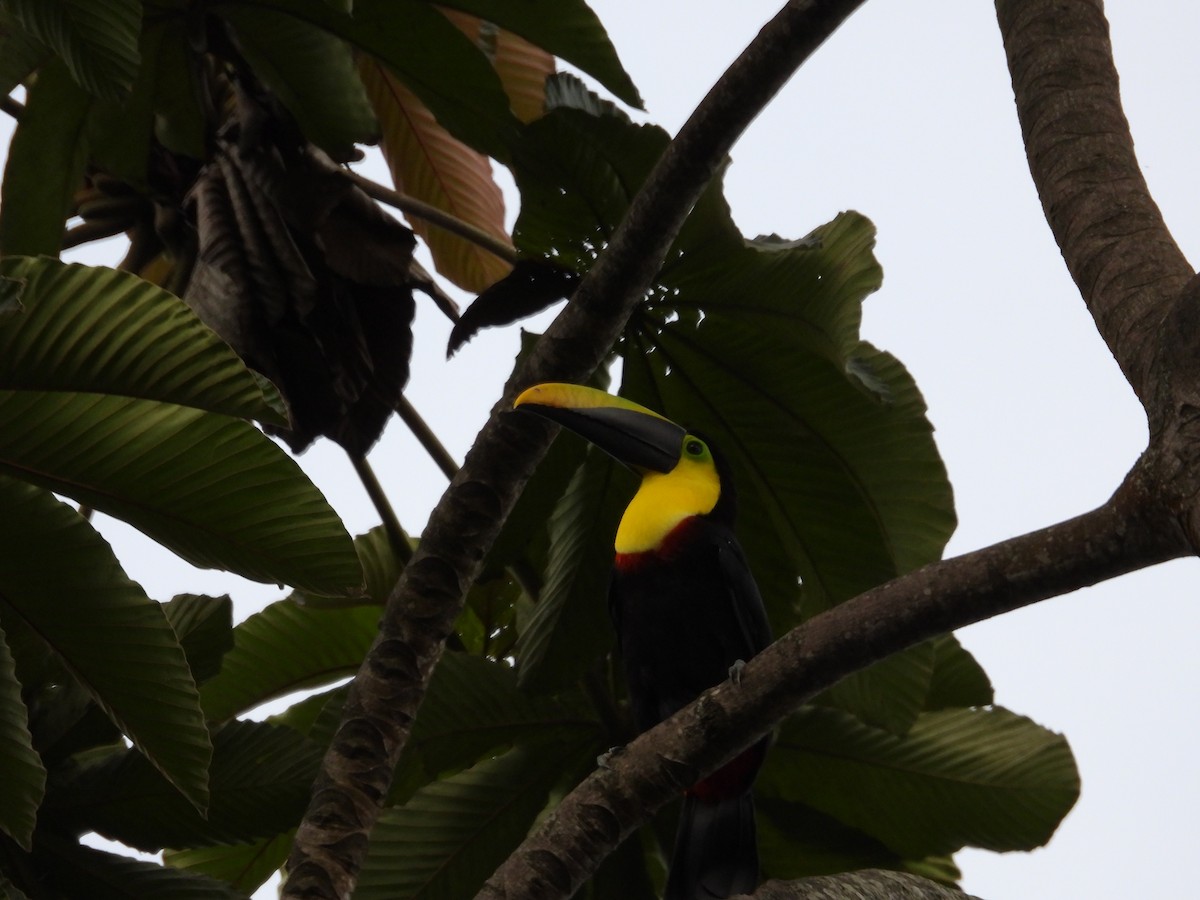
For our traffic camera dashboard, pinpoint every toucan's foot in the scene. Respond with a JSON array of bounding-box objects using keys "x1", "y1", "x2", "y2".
[
  {"x1": 729, "y1": 659, "x2": 747, "y2": 684},
  {"x1": 597, "y1": 746, "x2": 623, "y2": 769}
]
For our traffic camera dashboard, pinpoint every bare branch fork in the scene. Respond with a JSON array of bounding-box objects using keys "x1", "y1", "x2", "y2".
[{"x1": 286, "y1": 0, "x2": 1200, "y2": 897}]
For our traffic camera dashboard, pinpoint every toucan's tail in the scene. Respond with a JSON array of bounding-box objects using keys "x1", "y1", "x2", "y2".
[{"x1": 664, "y1": 789, "x2": 758, "y2": 899}]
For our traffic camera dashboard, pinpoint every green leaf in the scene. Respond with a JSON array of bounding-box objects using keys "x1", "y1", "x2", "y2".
[
  {"x1": 144, "y1": 16, "x2": 206, "y2": 158},
  {"x1": 757, "y1": 798, "x2": 926, "y2": 880},
  {"x1": 33, "y1": 835, "x2": 250, "y2": 899},
  {"x1": 0, "y1": 474, "x2": 211, "y2": 811},
  {"x1": 0, "y1": 391, "x2": 359, "y2": 596},
  {"x1": 4, "y1": 0, "x2": 141, "y2": 99},
  {"x1": 220, "y1": 5, "x2": 377, "y2": 153},
  {"x1": 165, "y1": 832, "x2": 293, "y2": 895},
  {"x1": 48, "y1": 721, "x2": 321, "y2": 852},
  {"x1": 515, "y1": 449, "x2": 631, "y2": 693},
  {"x1": 0, "y1": 10, "x2": 49, "y2": 96},
  {"x1": 511, "y1": 109, "x2": 665, "y2": 267},
  {"x1": 761, "y1": 705, "x2": 1080, "y2": 857},
  {"x1": 0, "y1": 59, "x2": 90, "y2": 256},
  {"x1": 436, "y1": 0, "x2": 642, "y2": 108},
  {"x1": 164, "y1": 594, "x2": 235, "y2": 686},
  {"x1": 393, "y1": 653, "x2": 600, "y2": 803},
  {"x1": 0, "y1": 258, "x2": 286, "y2": 423},
  {"x1": 200, "y1": 601, "x2": 380, "y2": 721},
  {"x1": 925, "y1": 634, "x2": 993, "y2": 711},
  {"x1": 221, "y1": 0, "x2": 521, "y2": 160},
  {"x1": 357, "y1": 741, "x2": 590, "y2": 900},
  {"x1": 0, "y1": 622, "x2": 46, "y2": 850}
]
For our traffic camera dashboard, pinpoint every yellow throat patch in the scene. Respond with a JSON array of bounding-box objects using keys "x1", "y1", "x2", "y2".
[{"x1": 615, "y1": 449, "x2": 721, "y2": 554}]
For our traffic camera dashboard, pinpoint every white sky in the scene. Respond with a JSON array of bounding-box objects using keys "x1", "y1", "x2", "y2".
[{"x1": 4, "y1": 2, "x2": 1199, "y2": 898}]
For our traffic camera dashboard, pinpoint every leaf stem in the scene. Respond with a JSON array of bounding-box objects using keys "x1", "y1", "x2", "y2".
[
  {"x1": 0, "y1": 95, "x2": 23, "y2": 121},
  {"x1": 343, "y1": 169, "x2": 518, "y2": 266},
  {"x1": 349, "y1": 454, "x2": 412, "y2": 565}
]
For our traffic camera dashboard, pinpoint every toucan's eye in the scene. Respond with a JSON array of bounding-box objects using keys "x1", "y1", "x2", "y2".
[{"x1": 685, "y1": 439, "x2": 704, "y2": 456}]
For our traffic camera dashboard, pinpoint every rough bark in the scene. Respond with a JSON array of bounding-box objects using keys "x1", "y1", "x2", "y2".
[
  {"x1": 995, "y1": 0, "x2": 1193, "y2": 408},
  {"x1": 740, "y1": 870, "x2": 981, "y2": 899},
  {"x1": 282, "y1": 1, "x2": 869, "y2": 897}
]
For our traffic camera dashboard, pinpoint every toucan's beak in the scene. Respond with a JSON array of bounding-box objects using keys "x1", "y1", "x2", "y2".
[{"x1": 514, "y1": 382, "x2": 686, "y2": 474}]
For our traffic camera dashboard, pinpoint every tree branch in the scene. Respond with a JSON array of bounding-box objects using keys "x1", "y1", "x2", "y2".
[
  {"x1": 283, "y1": 2, "x2": 869, "y2": 896},
  {"x1": 477, "y1": 462, "x2": 1184, "y2": 898},
  {"x1": 742, "y1": 870, "x2": 981, "y2": 899},
  {"x1": 995, "y1": 0, "x2": 1194, "y2": 408}
]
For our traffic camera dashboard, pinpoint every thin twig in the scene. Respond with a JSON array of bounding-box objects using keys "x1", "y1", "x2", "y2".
[
  {"x1": 0, "y1": 94, "x2": 24, "y2": 121},
  {"x1": 343, "y1": 169, "x2": 519, "y2": 266},
  {"x1": 62, "y1": 218, "x2": 131, "y2": 249},
  {"x1": 396, "y1": 395, "x2": 459, "y2": 480},
  {"x1": 349, "y1": 454, "x2": 412, "y2": 565}
]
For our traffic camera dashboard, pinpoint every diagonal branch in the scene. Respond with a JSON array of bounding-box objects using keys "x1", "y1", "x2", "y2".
[
  {"x1": 282, "y1": 2, "x2": 869, "y2": 896},
  {"x1": 477, "y1": 461, "x2": 1185, "y2": 898},
  {"x1": 995, "y1": 0, "x2": 1194, "y2": 409}
]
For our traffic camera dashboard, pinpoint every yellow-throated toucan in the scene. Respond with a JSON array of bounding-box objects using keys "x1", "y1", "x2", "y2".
[{"x1": 514, "y1": 382, "x2": 772, "y2": 900}]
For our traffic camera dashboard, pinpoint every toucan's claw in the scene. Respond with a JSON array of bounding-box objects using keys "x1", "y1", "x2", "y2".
[{"x1": 729, "y1": 659, "x2": 747, "y2": 685}]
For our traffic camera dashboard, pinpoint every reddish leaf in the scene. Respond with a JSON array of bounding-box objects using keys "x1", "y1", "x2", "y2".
[{"x1": 358, "y1": 57, "x2": 513, "y2": 292}]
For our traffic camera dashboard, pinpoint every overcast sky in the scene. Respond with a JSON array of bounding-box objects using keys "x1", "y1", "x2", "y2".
[{"x1": 6, "y1": 2, "x2": 1200, "y2": 898}]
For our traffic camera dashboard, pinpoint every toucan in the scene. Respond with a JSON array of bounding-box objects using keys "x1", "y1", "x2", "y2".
[{"x1": 514, "y1": 382, "x2": 772, "y2": 900}]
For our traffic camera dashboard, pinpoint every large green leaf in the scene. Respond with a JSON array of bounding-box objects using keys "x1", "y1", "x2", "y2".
[
  {"x1": 221, "y1": 5, "x2": 377, "y2": 153},
  {"x1": 199, "y1": 601, "x2": 380, "y2": 721},
  {"x1": 0, "y1": 622, "x2": 45, "y2": 850},
  {"x1": 4, "y1": 0, "x2": 141, "y2": 98},
  {"x1": 756, "y1": 798, "x2": 959, "y2": 882},
  {"x1": 47, "y1": 721, "x2": 322, "y2": 852},
  {"x1": 164, "y1": 594, "x2": 236, "y2": 687},
  {"x1": 0, "y1": 391, "x2": 359, "y2": 595},
  {"x1": 32, "y1": 835, "x2": 250, "y2": 900},
  {"x1": 357, "y1": 740, "x2": 590, "y2": 900},
  {"x1": 924, "y1": 634, "x2": 993, "y2": 711},
  {"x1": 393, "y1": 653, "x2": 601, "y2": 802},
  {"x1": 0, "y1": 257, "x2": 285, "y2": 422},
  {"x1": 217, "y1": 0, "x2": 521, "y2": 160},
  {"x1": 511, "y1": 109, "x2": 667, "y2": 266},
  {"x1": 0, "y1": 10, "x2": 48, "y2": 96},
  {"x1": 436, "y1": 0, "x2": 642, "y2": 108},
  {"x1": 760, "y1": 705, "x2": 1080, "y2": 857},
  {"x1": 0, "y1": 59, "x2": 90, "y2": 257},
  {"x1": 165, "y1": 833, "x2": 293, "y2": 895},
  {"x1": 515, "y1": 449, "x2": 630, "y2": 693},
  {"x1": 510, "y1": 106, "x2": 955, "y2": 732},
  {"x1": 0, "y1": 475, "x2": 211, "y2": 811}
]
